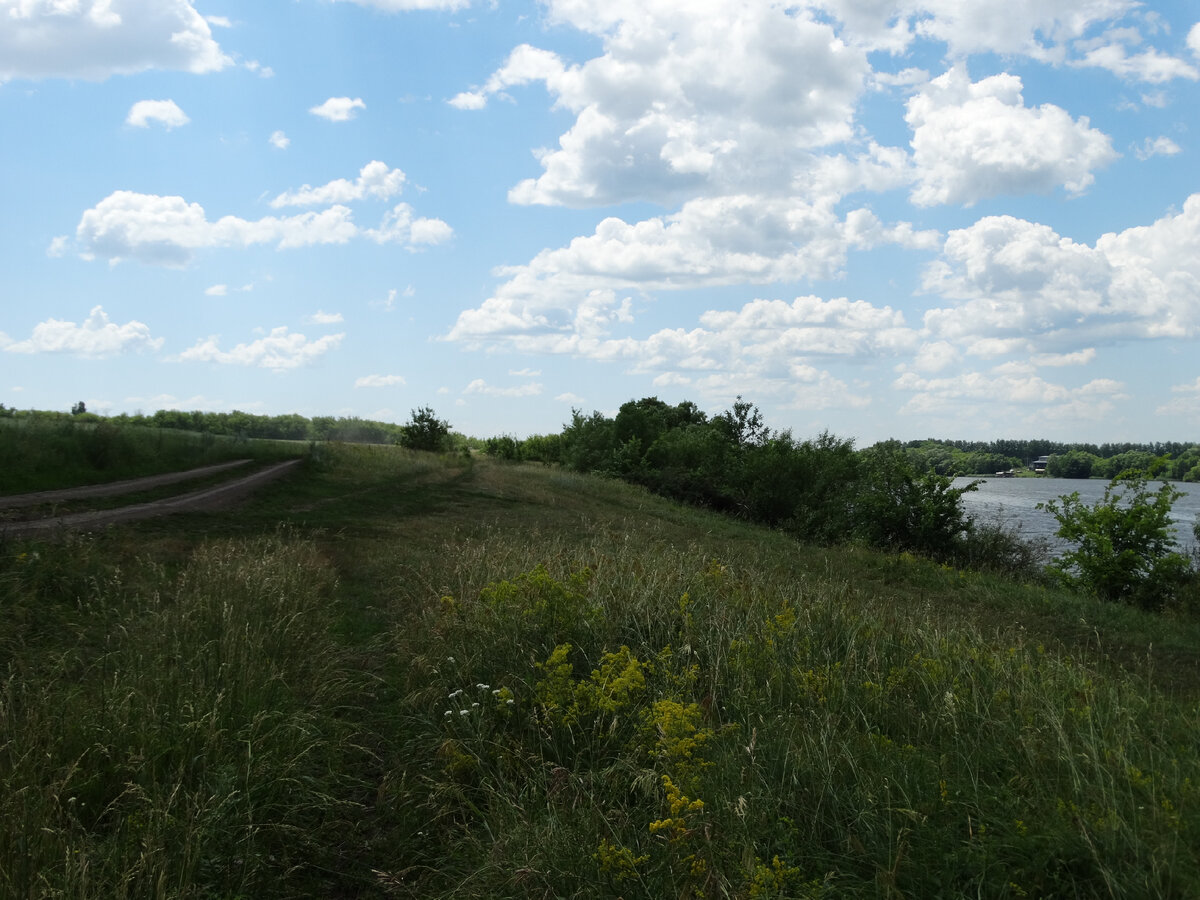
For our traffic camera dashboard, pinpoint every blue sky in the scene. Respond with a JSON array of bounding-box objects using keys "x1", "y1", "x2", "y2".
[{"x1": 2, "y1": 0, "x2": 1199, "y2": 444}]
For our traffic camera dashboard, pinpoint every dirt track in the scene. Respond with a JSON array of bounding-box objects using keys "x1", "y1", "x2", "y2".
[
  {"x1": 0, "y1": 459, "x2": 302, "y2": 537},
  {"x1": 0, "y1": 459, "x2": 253, "y2": 509}
]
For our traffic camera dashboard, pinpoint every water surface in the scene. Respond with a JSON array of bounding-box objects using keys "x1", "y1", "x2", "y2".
[{"x1": 952, "y1": 476, "x2": 1200, "y2": 556}]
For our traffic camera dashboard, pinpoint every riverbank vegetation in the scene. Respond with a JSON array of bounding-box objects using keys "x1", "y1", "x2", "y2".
[{"x1": 3, "y1": 442, "x2": 1200, "y2": 897}]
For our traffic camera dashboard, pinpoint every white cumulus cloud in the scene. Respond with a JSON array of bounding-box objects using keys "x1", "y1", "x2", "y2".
[
  {"x1": 460, "y1": 5, "x2": 871, "y2": 207},
  {"x1": 449, "y1": 195, "x2": 935, "y2": 343},
  {"x1": 310, "y1": 96, "x2": 366, "y2": 122},
  {"x1": 906, "y1": 65, "x2": 1118, "y2": 207},
  {"x1": 463, "y1": 379, "x2": 544, "y2": 398},
  {"x1": 333, "y1": 0, "x2": 470, "y2": 10},
  {"x1": 74, "y1": 190, "x2": 451, "y2": 265},
  {"x1": 177, "y1": 327, "x2": 344, "y2": 369},
  {"x1": 271, "y1": 161, "x2": 406, "y2": 208},
  {"x1": 355, "y1": 374, "x2": 406, "y2": 387},
  {"x1": 308, "y1": 311, "x2": 344, "y2": 324},
  {"x1": 1134, "y1": 136, "x2": 1181, "y2": 160},
  {"x1": 0, "y1": 0, "x2": 231, "y2": 81},
  {"x1": 126, "y1": 99, "x2": 190, "y2": 129},
  {"x1": 269, "y1": 130, "x2": 291, "y2": 150},
  {"x1": 1070, "y1": 28, "x2": 1199, "y2": 83},
  {"x1": 922, "y1": 194, "x2": 1200, "y2": 353},
  {"x1": 4, "y1": 306, "x2": 162, "y2": 357}
]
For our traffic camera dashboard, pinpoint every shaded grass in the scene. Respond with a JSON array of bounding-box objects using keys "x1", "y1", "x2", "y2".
[
  {"x1": 3, "y1": 445, "x2": 1200, "y2": 897},
  {"x1": 0, "y1": 417, "x2": 303, "y2": 494}
]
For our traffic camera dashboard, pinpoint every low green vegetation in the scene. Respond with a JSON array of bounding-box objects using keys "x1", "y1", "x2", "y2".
[
  {"x1": 1040, "y1": 471, "x2": 1195, "y2": 610},
  {"x1": 0, "y1": 415, "x2": 304, "y2": 494},
  {"x1": 3, "y1": 443, "x2": 1200, "y2": 897},
  {"x1": 489, "y1": 397, "x2": 1034, "y2": 569}
]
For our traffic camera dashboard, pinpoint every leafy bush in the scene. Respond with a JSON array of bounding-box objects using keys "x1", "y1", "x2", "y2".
[
  {"x1": 484, "y1": 434, "x2": 522, "y2": 460},
  {"x1": 399, "y1": 406, "x2": 451, "y2": 452},
  {"x1": 851, "y1": 441, "x2": 979, "y2": 560},
  {"x1": 1039, "y1": 471, "x2": 1193, "y2": 609}
]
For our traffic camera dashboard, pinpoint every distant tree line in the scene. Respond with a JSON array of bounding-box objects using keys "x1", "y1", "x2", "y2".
[
  {"x1": 898, "y1": 438, "x2": 1200, "y2": 481},
  {"x1": 0, "y1": 404, "x2": 480, "y2": 451}
]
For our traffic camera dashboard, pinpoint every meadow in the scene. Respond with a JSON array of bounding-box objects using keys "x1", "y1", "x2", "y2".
[{"x1": 3, "y1": 441, "x2": 1200, "y2": 898}]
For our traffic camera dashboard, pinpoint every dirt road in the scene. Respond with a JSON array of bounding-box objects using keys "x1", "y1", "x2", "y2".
[
  {"x1": 0, "y1": 459, "x2": 253, "y2": 509},
  {"x1": 1, "y1": 459, "x2": 302, "y2": 537}
]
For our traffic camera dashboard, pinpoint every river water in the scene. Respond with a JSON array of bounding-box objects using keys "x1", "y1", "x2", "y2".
[{"x1": 952, "y1": 476, "x2": 1200, "y2": 557}]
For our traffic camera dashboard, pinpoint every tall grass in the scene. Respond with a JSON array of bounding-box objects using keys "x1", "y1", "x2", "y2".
[
  {"x1": 0, "y1": 417, "x2": 303, "y2": 494},
  {"x1": 0, "y1": 529, "x2": 373, "y2": 898},
  {"x1": 381, "y1": 522, "x2": 1200, "y2": 898},
  {"x1": 3, "y1": 446, "x2": 1199, "y2": 897}
]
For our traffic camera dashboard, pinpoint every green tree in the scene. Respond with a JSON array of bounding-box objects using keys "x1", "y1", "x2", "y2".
[
  {"x1": 1038, "y1": 471, "x2": 1192, "y2": 609},
  {"x1": 1047, "y1": 449, "x2": 1098, "y2": 478},
  {"x1": 70, "y1": 401, "x2": 87, "y2": 416},
  {"x1": 399, "y1": 406, "x2": 451, "y2": 452}
]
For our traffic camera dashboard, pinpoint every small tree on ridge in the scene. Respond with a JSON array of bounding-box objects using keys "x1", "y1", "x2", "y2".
[{"x1": 399, "y1": 406, "x2": 451, "y2": 452}]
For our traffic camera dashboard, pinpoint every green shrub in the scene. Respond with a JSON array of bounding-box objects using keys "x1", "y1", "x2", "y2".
[
  {"x1": 851, "y1": 441, "x2": 979, "y2": 560},
  {"x1": 398, "y1": 406, "x2": 451, "y2": 452},
  {"x1": 1039, "y1": 471, "x2": 1193, "y2": 609}
]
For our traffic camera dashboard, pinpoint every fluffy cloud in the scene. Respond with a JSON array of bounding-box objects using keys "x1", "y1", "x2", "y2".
[
  {"x1": 365, "y1": 203, "x2": 454, "y2": 246},
  {"x1": 458, "y1": 4, "x2": 871, "y2": 206},
  {"x1": 461, "y1": 293, "x2": 911, "y2": 411},
  {"x1": 903, "y1": 0, "x2": 1139, "y2": 61},
  {"x1": 450, "y1": 196, "x2": 935, "y2": 342},
  {"x1": 355, "y1": 374, "x2": 406, "y2": 387},
  {"x1": 269, "y1": 130, "x2": 291, "y2": 150},
  {"x1": 906, "y1": 65, "x2": 1117, "y2": 207},
  {"x1": 1190, "y1": 23, "x2": 1200, "y2": 56},
  {"x1": 73, "y1": 190, "x2": 452, "y2": 265},
  {"x1": 0, "y1": 0, "x2": 230, "y2": 81},
  {"x1": 922, "y1": 194, "x2": 1200, "y2": 351},
  {"x1": 463, "y1": 379, "x2": 544, "y2": 397},
  {"x1": 894, "y1": 368, "x2": 1126, "y2": 426},
  {"x1": 4, "y1": 306, "x2": 162, "y2": 356},
  {"x1": 1156, "y1": 377, "x2": 1200, "y2": 419},
  {"x1": 308, "y1": 310, "x2": 344, "y2": 324},
  {"x1": 126, "y1": 99, "x2": 190, "y2": 129},
  {"x1": 1070, "y1": 28, "x2": 1199, "y2": 83},
  {"x1": 177, "y1": 328, "x2": 344, "y2": 368},
  {"x1": 333, "y1": 0, "x2": 469, "y2": 10},
  {"x1": 310, "y1": 97, "x2": 366, "y2": 122},
  {"x1": 1134, "y1": 136, "x2": 1181, "y2": 160},
  {"x1": 271, "y1": 161, "x2": 406, "y2": 208}
]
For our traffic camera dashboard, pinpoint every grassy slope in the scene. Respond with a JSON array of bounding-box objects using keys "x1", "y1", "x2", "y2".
[
  {"x1": 0, "y1": 417, "x2": 304, "y2": 494},
  {"x1": 3, "y1": 444, "x2": 1200, "y2": 898}
]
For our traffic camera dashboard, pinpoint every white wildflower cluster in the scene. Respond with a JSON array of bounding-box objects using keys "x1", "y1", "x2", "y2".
[{"x1": 443, "y1": 682, "x2": 506, "y2": 718}]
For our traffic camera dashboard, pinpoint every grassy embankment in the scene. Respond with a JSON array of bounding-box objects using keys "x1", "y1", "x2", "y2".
[
  {"x1": 3, "y1": 442, "x2": 1200, "y2": 898},
  {"x1": 0, "y1": 416, "x2": 304, "y2": 495}
]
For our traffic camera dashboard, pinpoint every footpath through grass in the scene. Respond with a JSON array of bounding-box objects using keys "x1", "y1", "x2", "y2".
[{"x1": 3, "y1": 444, "x2": 1200, "y2": 898}]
